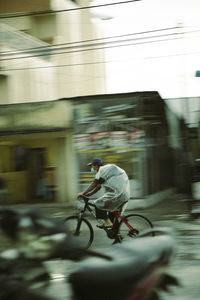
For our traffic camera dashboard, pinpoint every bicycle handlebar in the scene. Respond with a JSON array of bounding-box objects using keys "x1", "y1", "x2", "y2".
[
  {"x1": 78, "y1": 195, "x2": 89, "y2": 201},
  {"x1": 78, "y1": 195, "x2": 96, "y2": 207}
]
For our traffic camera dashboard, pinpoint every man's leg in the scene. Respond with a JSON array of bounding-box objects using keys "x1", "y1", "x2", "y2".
[
  {"x1": 104, "y1": 217, "x2": 113, "y2": 227},
  {"x1": 95, "y1": 207, "x2": 112, "y2": 227},
  {"x1": 95, "y1": 206, "x2": 107, "y2": 220}
]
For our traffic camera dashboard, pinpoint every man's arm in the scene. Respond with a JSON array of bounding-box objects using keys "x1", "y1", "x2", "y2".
[
  {"x1": 77, "y1": 181, "x2": 99, "y2": 198},
  {"x1": 86, "y1": 184, "x2": 101, "y2": 196},
  {"x1": 77, "y1": 177, "x2": 104, "y2": 198}
]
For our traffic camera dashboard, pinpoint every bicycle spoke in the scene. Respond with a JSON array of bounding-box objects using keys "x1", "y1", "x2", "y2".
[
  {"x1": 64, "y1": 216, "x2": 94, "y2": 248},
  {"x1": 118, "y1": 214, "x2": 153, "y2": 241}
]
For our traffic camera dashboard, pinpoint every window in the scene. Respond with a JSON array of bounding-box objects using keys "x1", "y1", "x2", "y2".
[
  {"x1": 0, "y1": 75, "x2": 9, "y2": 104},
  {"x1": 13, "y1": 146, "x2": 28, "y2": 171}
]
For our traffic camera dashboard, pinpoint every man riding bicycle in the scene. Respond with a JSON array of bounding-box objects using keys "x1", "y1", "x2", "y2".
[{"x1": 77, "y1": 158, "x2": 130, "y2": 229}]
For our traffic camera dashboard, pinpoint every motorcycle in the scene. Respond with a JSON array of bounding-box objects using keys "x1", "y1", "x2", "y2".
[{"x1": 0, "y1": 207, "x2": 179, "y2": 300}]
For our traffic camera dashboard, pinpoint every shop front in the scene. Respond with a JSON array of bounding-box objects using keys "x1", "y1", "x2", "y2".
[
  {"x1": 73, "y1": 93, "x2": 146, "y2": 198},
  {"x1": 72, "y1": 91, "x2": 174, "y2": 200},
  {"x1": 0, "y1": 100, "x2": 76, "y2": 204}
]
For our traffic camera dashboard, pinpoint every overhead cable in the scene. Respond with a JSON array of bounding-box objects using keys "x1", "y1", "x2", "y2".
[
  {"x1": 0, "y1": 30, "x2": 188, "y2": 62},
  {"x1": 2, "y1": 27, "x2": 200, "y2": 62},
  {"x1": 0, "y1": 26, "x2": 179, "y2": 56},
  {"x1": 0, "y1": 0, "x2": 141, "y2": 19},
  {"x1": 4, "y1": 36, "x2": 197, "y2": 72}
]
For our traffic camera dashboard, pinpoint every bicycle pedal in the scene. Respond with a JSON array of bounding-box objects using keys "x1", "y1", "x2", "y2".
[
  {"x1": 106, "y1": 229, "x2": 116, "y2": 239},
  {"x1": 96, "y1": 224, "x2": 104, "y2": 229}
]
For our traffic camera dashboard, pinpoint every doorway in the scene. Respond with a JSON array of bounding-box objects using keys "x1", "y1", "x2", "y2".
[{"x1": 27, "y1": 148, "x2": 46, "y2": 201}]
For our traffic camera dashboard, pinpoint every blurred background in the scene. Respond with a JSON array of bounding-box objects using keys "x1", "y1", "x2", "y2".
[{"x1": 0, "y1": 0, "x2": 199, "y2": 205}]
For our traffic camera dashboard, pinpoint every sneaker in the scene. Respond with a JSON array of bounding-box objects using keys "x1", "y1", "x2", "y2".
[
  {"x1": 97, "y1": 225, "x2": 113, "y2": 230},
  {"x1": 96, "y1": 219, "x2": 104, "y2": 227}
]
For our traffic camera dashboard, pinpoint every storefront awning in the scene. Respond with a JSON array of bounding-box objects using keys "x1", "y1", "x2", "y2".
[{"x1": 0, "y1": 99, "x2": 73, "y2": 135}]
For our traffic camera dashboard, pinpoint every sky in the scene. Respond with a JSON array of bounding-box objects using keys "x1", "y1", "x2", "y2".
[{"x1": 91, "y1": 0, "x2": 200, "y2": 126}]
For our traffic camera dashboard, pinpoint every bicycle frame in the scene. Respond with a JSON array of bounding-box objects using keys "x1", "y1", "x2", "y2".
[
  {"x1": 111, "y1": 211, "x2": 137, "y2": 235},
  {"x1": 78, "y1": 199, "x2": 127, "y2": 227},
  {"x1": 69, "y1": 196, "x2": 153, "y2": 247},
  {"x1": 77, "y1": 198, "x2": 96, "y2": 219},
  {"x1": 77, "y1": 197, "x2": 139, "y2": 238}
]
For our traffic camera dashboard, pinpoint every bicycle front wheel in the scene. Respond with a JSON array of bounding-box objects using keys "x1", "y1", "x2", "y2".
[
  {"x1": 118, "y1": 214, "x2": 154, "y2": 241},
  {"x1": 64, "y1": 216, "x2": 94, "y2": 248}
]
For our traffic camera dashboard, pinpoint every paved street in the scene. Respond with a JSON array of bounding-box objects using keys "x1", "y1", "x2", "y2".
[{"x1": 2, "y1": 194, "x2": 200, "y2": 300}]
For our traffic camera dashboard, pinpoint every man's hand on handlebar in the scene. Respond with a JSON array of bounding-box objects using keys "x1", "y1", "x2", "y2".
[
  {"x1": 77, "y1": 192, "x2": 93, "y2": 199},
  {"x1": 77, "y1": 193, "x2": 84, "y2": 199}
]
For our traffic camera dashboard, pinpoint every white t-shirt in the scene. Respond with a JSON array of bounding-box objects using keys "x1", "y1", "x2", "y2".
[{"x1": 94, "y1": 164, "x2": 130, "y2": 211}]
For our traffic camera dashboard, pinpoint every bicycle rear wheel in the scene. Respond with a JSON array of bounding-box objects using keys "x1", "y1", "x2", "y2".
[
  {"x1": 64, "y1": 216, "x2": 94, "y2": 248},
  {"x1": 118, "y1": 214, "x2": 154, "y2": 241}
]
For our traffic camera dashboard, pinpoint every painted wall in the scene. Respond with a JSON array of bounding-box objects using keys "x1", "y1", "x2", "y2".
[
  {"x1": 0, "y1": 44, "x2": 57, "y2": 104},
  {"x1": 0, "y1": 100, "x2": 73, "y2": 131},
  {"x1": 3, "y1": 171, "x2": 28, "y2": 203},
  {"x1": 23, "y1": 139, "x2": 56, "y2": 167},
  {"x1": 50, "y1": 0, "x2": 106, "y2": 98},
  {"x1": 0, "y1": 0, "x2": 106, "y2": 104},
  {"x1": 0, "y1": 75, "x2": 9, "y2": 104},
  {"x1": 30, "y1": 14, "x2": 57, "y2": 43},
  {"x1": 0, "y1": 138, "x2": 57, "y2": 203},
  {"x1": 0, "y1": 0, "x2": 50, "y2": 12}
]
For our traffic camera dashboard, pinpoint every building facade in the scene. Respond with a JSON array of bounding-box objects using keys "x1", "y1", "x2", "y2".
[
  {"x1": 72, "y1": 91, "x2": 175, "y2": 200},
  {"x1": 0, "y1": 0, "x2": 106, "y2": 203},
  {"x1": 0, "y1": 0, "x2": 106, "y2": 104},
  {"x1": 0, "y1": 100, "x2": 76, "y2": 204},
  {"x1": 0, "y1": 91, "x2": 197, "y2": 204}
]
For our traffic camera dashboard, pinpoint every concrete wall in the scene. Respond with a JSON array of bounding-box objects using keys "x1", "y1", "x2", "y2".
[
  {"x1": 0, "y1": 99, "x2": 76, "y2": 204},
  {"x1": 165, "y1": 106, "x2": 182, "y2": 149},
  {"x1": 0, "y1": 17, "x2": 32, "y2": 32},
  {"x1": 0, "y1": 75, "x2": 9, "y2": 104},
  {"x1": 0, "y1": 131, "x2": 77, "y2": 204},
  {"x1": 3, "y1": 171, "x2": 28, "y2": 203},
  {"x1": 0, "y1": 100, "x2": 73, "y2": 132},
  {"x1": 0, "y1": 0, "x2": 50, "y2": 13},
  {"x1": 30, "y1": 14, "x2": 57, "y2": 43},
  {"x1": 0, "y1": 0, "x2": 106, "y2": 103},
  {"x1": 56, "y1": 135, "x2": 77, "y2": 203},
  {"x1": 52, "y1": 0, "x2": 106, "y2": 98},
  {"x1": 0, "y1": 42, "x2": 57, "y2": 104},
  {"x1": 0, "y1": 137, "x2": 56, "y2": 203}
]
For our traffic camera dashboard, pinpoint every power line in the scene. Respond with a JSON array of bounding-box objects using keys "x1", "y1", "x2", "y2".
[
  {"x1": 3, "y1": 41, "x2": 200, "y2": 73},
  {"x1": 0, "y1": 0, "x2": 141, "y2": 19},
  {"x1": 0, "y1": 26, "x2": 179, "y2": 56},
  {"x1": 0, "y1": 31, "x2": 183, "y2": 62},
  {"x1": 2, "y1": 23, "x2": 199, "y2": 57},
  {"x1": 2, "y1": 27, "x2": 200, "y2": 63}
]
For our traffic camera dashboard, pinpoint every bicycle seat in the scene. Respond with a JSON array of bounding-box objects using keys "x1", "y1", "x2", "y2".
[{"x1": 112, "y1": 201, "x2": 128, "y2": 214}]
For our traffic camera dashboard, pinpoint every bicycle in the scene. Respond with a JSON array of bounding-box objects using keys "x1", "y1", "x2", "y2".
[{"x1": 64, "y1": 195, "x2": 154, "y2": 248}]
